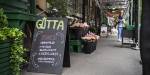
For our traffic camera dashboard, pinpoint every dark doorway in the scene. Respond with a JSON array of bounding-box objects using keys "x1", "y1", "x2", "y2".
[{"x1": 140, "y1": 0, "x2": 150, "y2": 75}]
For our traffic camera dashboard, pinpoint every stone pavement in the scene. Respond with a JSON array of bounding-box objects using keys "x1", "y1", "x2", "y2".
[{"x1": 23, "y1": 37, "x2": 142, "y2": 75}]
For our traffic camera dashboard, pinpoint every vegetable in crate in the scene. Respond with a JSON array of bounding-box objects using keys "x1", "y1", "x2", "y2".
[
  {"x1": 70, "y1": 22, "x2": 89, "y2": 28},
  {"x1": 81, "y1": 32, "x2": 100, "y2": 42}
]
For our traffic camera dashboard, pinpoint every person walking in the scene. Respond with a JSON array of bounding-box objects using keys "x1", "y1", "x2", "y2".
[{"x1": 117, "y1": 14, "x2": 124, "y2": 42}]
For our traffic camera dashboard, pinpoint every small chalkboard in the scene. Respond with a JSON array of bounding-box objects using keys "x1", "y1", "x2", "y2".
[{"x1": 28, "y1": 17, "x2": 68, "y2": 74}]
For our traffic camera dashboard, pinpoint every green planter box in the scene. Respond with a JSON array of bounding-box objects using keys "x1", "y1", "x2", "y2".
[
  {"x1": 0, "y1": 40, "x2": 11, "y2": 75},
  {"x1": 69, "y1": 40, "x2": 82, "y2": 52}
]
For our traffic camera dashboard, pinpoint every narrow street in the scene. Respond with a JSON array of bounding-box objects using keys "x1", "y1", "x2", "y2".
[
  {"x1": 24, "y1": 37, "x2": 142, "y2": 75},
  {"x1": 0, "y1": 0, "x2": 148, "y2": 75}
]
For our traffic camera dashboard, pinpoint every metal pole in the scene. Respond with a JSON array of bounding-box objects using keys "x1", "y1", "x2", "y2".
[
  {"x1": 137, "y1": 0, "x2": 141, "y2": 48},
  {"x1": 130, "y1": 0, "x2": 133, "y2": 26},
  {"x1": 133, "y1": 0, "x2": 141, "y2": 50},
  {"x1": 82, "y1": 0, "x2": 85, "y2": 22}
]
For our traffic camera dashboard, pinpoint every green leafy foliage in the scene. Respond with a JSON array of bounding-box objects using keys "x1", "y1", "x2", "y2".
[
  {"x1": 47, "y1": 0, "x2": 68, "y2": 16},
  {"x1": 0, "y1": 9, "x2": 8, "y2": 28},
  {"x1": 0, "y1": 9, "x2": 26, "y2": 75},
  {"x1": 90, "y1": 27, "x2": 98, "y2": 33}
]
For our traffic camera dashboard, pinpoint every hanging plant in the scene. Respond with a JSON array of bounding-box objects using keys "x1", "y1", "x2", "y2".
[{"x1": 0, "y1": 9, "x2": 26, "y2": 75}]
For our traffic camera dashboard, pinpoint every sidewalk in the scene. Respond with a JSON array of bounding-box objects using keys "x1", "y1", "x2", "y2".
[{"x1": 23, "y1": 37, "x2": 142, "y2": 75}]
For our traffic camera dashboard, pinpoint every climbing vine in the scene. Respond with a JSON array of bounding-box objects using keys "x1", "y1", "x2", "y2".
[{"x1": 0, "y1": 9, "x2": 26, "y2": 75}]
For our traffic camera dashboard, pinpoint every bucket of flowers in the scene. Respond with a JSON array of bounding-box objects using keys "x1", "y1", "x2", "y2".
[{"x1": 81, "y1": 32, "x2": 100, "y2": 54}]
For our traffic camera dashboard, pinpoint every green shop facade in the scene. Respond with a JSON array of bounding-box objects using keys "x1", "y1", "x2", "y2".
[{"x1": 0, "y1": 0, "x2": 36, "y2": 75}]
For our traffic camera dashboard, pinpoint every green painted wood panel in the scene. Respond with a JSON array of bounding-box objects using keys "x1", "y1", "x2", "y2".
[
  {"x1": 0, "y1": 0, "x2": 28, "y2": 13},
  {"x1": 0, "y1": 52, "x2": 10, "y2": 59},
  {"x1": 0, "y1": 40, "x2": 11, "y2": 75},
  {"x1": 0, "y1": 47, "x2": 10, "y2": 54},
  {"x1": 6, "y1": 13, "x2": 36, "y2": 21},
  {"x1": 0, "y1": 66, "x2": 10, "y2": 73},
  {"x1": 0, "y1": 0, "x2": 36, "y2": 22},
  {"x1": 0, "y1": 62, "x2": 9, "y2": 69},
  {"x1": 0, "y1": 57, "x2": 10, "y2": 64},
  {"x1": 0, "y1": 41, "x2": 11, "y2": 49},
  {"x1": 1, "y1": 71, "x2": 11, "y2": 75}
]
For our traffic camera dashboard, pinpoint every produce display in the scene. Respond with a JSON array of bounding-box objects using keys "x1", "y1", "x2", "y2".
[
  {"x1": 81, "y1": 32, "x2": 100, "y2": 42},
  {"x1": 69, "y1": 19, "x2": 99, "y2": 54},
  {"x1": 70, "y1": 22, "x2": 89, "y2": 28}
]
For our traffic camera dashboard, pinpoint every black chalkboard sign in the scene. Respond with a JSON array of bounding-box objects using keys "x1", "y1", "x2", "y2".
[{"x1": 28, "y1": 17, "x2": 68, "y2": 74}]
